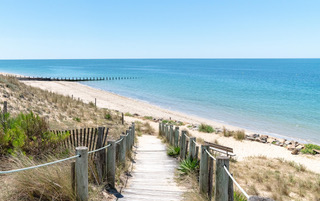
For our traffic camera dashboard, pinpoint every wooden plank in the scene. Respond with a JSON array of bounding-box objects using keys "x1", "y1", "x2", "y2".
[
  {"x1": 102, "y1": 128, "x2": 109, "y2": 146},
  {"x1": 76, "y1": 129, "x2": 79, "y2": 147},
  {"x1": 83, "y1": 128, "x2": 86, "y2": 147},
  {"x1": 85, "y1": 128, "x2": 89, "y2": 148},
  {"x1": 72, "y1": 130, "x2": 76, "y2": 148},
  {"x1": 205, "y1": 141, "x2": 233, "y2": 153},
  {"x1": 79, "y1": 128, "x2": 83, "y2": 146},
  {"x1": 88, "y1": 128, "x2": 94, "y2": 151}
]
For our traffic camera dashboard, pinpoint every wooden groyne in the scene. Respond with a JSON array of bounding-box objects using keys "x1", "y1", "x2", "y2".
[{"x1": 15, "y1": 76, "x2": 139, "y2": 82}]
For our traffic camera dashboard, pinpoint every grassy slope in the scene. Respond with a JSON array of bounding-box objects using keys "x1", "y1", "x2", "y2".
[{"x1": 0, "y1": 75, "x2": 130, "y2": 200}]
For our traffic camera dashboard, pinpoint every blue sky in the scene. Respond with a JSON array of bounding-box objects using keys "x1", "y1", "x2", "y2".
[{"x1": 0, "y1": 0, "x2": 319, "y2": 59}]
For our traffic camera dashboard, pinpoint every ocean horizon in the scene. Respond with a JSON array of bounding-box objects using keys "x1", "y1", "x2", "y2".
[{"x1": 1, "y1": 59, "x2": 319, "y2": 145}]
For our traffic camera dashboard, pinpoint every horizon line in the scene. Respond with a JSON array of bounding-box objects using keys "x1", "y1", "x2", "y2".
[{"x1": 0, "y1": 57, "x2": 320, "y2": 60}]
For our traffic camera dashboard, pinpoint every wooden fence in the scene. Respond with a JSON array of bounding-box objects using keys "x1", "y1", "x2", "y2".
[
  {"x1": 159, "y1": 122, "x2": 273, "y2": 201},
  {"x1": 15, "y1": 76, "x2": 139, "y2": 82}
]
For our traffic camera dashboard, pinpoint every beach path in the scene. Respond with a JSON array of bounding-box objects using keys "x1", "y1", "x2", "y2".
[{"x1": 119, "y1": 135, "x2": 185, "y2": 201}]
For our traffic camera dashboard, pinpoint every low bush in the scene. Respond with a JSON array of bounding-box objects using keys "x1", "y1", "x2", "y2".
[
  {"x1": 301, "y1": 144, "x2": 320, "y2": 155},
  {"x1": 167, "y1": 146, "x2": 180, "y2": 157},
  {"x1": 144, "y1": 116, "x2": 153, "y2": 120},
  {"x1": 198, "y1": 124, "x2": 215, "y2": 133},
  {"x1": 105, "y1": 113, "x2": 112, "y2": 120},
  {"x1": 0, "y1": 111, "x2": 69, "y2": 156},
  {"x1": 7, "y1": 154, "x2": 75, "y2": 201},
  {"x1": 234, "y1": 130, "x2": 245, "y2": 141},
  {"x1": 124, "y1": 112, "x2": 133, "y2": 117},
  {"x1": 178, "y1": 158, "x2": 199, "y2": 175}
]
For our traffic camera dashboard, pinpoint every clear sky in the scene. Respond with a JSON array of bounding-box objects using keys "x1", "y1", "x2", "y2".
[{"x1": 0, "y1": 0, "x2": 319, "y2": 59}]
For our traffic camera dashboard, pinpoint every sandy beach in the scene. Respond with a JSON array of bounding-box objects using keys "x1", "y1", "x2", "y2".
[{"x1": 17, "y1": 79, "x2": 320, "y2": 174}]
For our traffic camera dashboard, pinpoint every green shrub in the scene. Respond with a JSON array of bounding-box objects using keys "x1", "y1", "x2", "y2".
[
  {"x1": 234, "y1": 130, "x2": 245, "y2": 141},
  {"x1": 73, "y1": 117, "x2": 81, "y2": 122},
  {"x1": 144, "y1": 116, "x2": 153, "y2": 120},
  {"x1": 234, "y1": 191, "x2": 247, "y2": 201},
  {"x1": 167, "y1": 146, "x2": 180, "y2": 157},
  {"x1": 178, "y1": 158, "x2": 199, "y2": 174},
  {"x1": 198, "y1": 124, "x2": 215, "y2": 133},
  {"x1": 301, "y1": 144, "x2": 320, "y2": 155},
  {"x1": 105, "y1": 113, "x2": 112, "y2": 120},
  {"x1": 0, "y1": 111, "x2": 69, "y2": 156},
  {"x1": 124, "y1": 112, "x2": 133, "y2": 117}
]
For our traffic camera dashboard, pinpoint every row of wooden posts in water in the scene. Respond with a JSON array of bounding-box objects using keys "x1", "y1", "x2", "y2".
[
  {"x1": 15, "y1": 76, "x2": 139, "y2": 82},
  {"x1": 56, "y1": 124, "x2": 135, "y2": 201},
  {"x1": 159, "y1": 122, "x2": 271, "y2": 201}
]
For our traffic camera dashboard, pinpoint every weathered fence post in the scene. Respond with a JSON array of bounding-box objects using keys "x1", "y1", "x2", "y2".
[
  {"x1": 180, "y1": 131, "x2": 187, "y2": 160},
  {"x1": 129, "y1": 127, "x2": 133, "y2": 148},
  {"x1": 228, "y1": 173, "x2": 234, "y2": 201},
  {"x1": 71, "y1": 161, "x2": 76, "y2": 196},
  {"x1": 107, "y1": 140, "x2": 116, "y2": 188},
  {"x1": 119, "y1": 134, "x2": 126, "y2": 167},
  {"x1": 174, "y1": 127, "x2": 179, "y2": 147},
  {"x1": 161, "y1": 123, "x2": 164, "y2": 136},
  {"x1": 75, "y1": 147, "x2": 88, "y2": 201},
  {"x1": 132, "y1": 122, "x2": 135, "y2": 146},
  {"x1": 3, "y1": 101, "x2": 7, "y2": 114},
  {"x1": 159, "y1": 122, "x2": 162, "y2": 136},
  {"x1": 165, "y1": 124, "x2": 169, "y2": 142},
  {"x1": 169, "y1": 125, "x2": 174, "y2": 145},
  {"x1": 208, "y1": 157, "x2": 214, "y2": 201},
  {"x1": 122, "y1": 113, "x2": 124, "y2": 125},
  {"x1": 126, "y1": 130, "x2": 130, "y2": 153},
  {"x1": 188, "y1": 137, "x2": 196, "y2": 160},
  {"x1": 215, "y1": 156, "x2": 230, "y2": 201},
  {"x1": 199, "y1": 145, "x2": 209, "y2": 194},
  {"x1": 95, "y1": 127, "x2": 106, "y2": 182}
]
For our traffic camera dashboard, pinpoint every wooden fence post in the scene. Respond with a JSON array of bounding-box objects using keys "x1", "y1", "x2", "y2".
[
  {"x1": 119, "y1": 134, "x2": 126, "y2": 167},
  {"x1": 214, "y1": 156, "x2": 230, "y2": 201},
  {"x1": 95, "y1": 127, "x2": 106, "y2": 182},
  {"x1": 159, "y1": 122, "x2": 162, "y2": 136},
  {"x1": 169, "y1": 125, "x2": 174, "y2": 145},
  {"x1": 165, "y1": 125, "x2": 169, "y2": 142},
  {"x1": 129, "y1": 127, "x2": 133, "y2": 148},
  {"x1": 95, "y1": 98, "x2": 96, "y2": 107},
  {"x1": 174, "y1": 127, "x2": 179, "y2": 147},
  {"x1": 161, "y1": 123, "x2": 164, "y2": 136},
  {"x1": 199, "y1": 145, "x2": 209, "y2": 194},
  {"x1": 122, "y1": 113, "x2": 124, "y2": 125},
  {"x1": 228, "y1": 173, "x2": 234, "y2": 201},
  {"x1": 107, "y1": 140, "x2": 116, "y2": 188},
  {"x1": 180, "y1": 131, "x2": 187, "y2": 160},
  {"x1": 75, "y1": 147, "x2": 88, "y2": 201},
  {"x1": 132, "y1": 122, "x2": 135, "y2": 146},
  {"x1": 126, "y1": 130, "x2": 130, "y2": 153},
  {"x1": 3, "y1": 101, "x2": 7, "y2": 114},
  {"x1": 208, "y1": 157, "x2": 214, "y2": 201},
  {"x1": 188, "y1": 137, "x2": 196, "y2": 160}
]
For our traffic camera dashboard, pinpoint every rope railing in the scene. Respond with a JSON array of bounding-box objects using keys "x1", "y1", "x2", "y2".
[
  {"x1": 192, "y1": 139, "x2": 200, "y2": 147},
  {"x1": 184, "y1": 133, "x2": 190, "y2": 139},
  {"x1": 88, "y1": 144, "x2": 112, "y2": 154},
  {"x1": 224, "y1": 165, "x2": 249, "y2": 199},
  {"x1": 0, "y1": 154, "x2": 80, "y2": 174},
  {"x1": 115, "y1": 138, "x2": 124, "y2": 144},
  {"x1": 205, "y1": 149, "x2": 216, "y2": 161}
]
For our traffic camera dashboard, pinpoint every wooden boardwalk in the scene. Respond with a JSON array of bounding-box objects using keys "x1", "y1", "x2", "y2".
[{"x1": 119, "y1": 135, "x2": 185, "y2": 201}]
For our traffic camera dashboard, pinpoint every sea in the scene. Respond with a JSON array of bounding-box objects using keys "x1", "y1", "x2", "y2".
[{"x1": 0, "y1": 59, "x2": 319, "y2": 144}]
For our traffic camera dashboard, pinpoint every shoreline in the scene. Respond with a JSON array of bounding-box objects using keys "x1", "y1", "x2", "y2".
[
  {"x1": 1, "y1": 72, "x2": 320, "y2": 173},
  {"x1": 2, "y1": 72, "x2": 317, "y2": 145}
]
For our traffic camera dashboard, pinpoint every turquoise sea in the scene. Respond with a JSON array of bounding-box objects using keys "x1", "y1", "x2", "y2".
[{"x1": 0, "y1": 59, "x2": 319, "y2": 144}]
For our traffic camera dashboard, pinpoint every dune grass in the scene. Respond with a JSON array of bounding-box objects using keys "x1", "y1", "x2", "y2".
[{"x1": 198, "y1": 123, "x2": 215, "y2": 133}]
